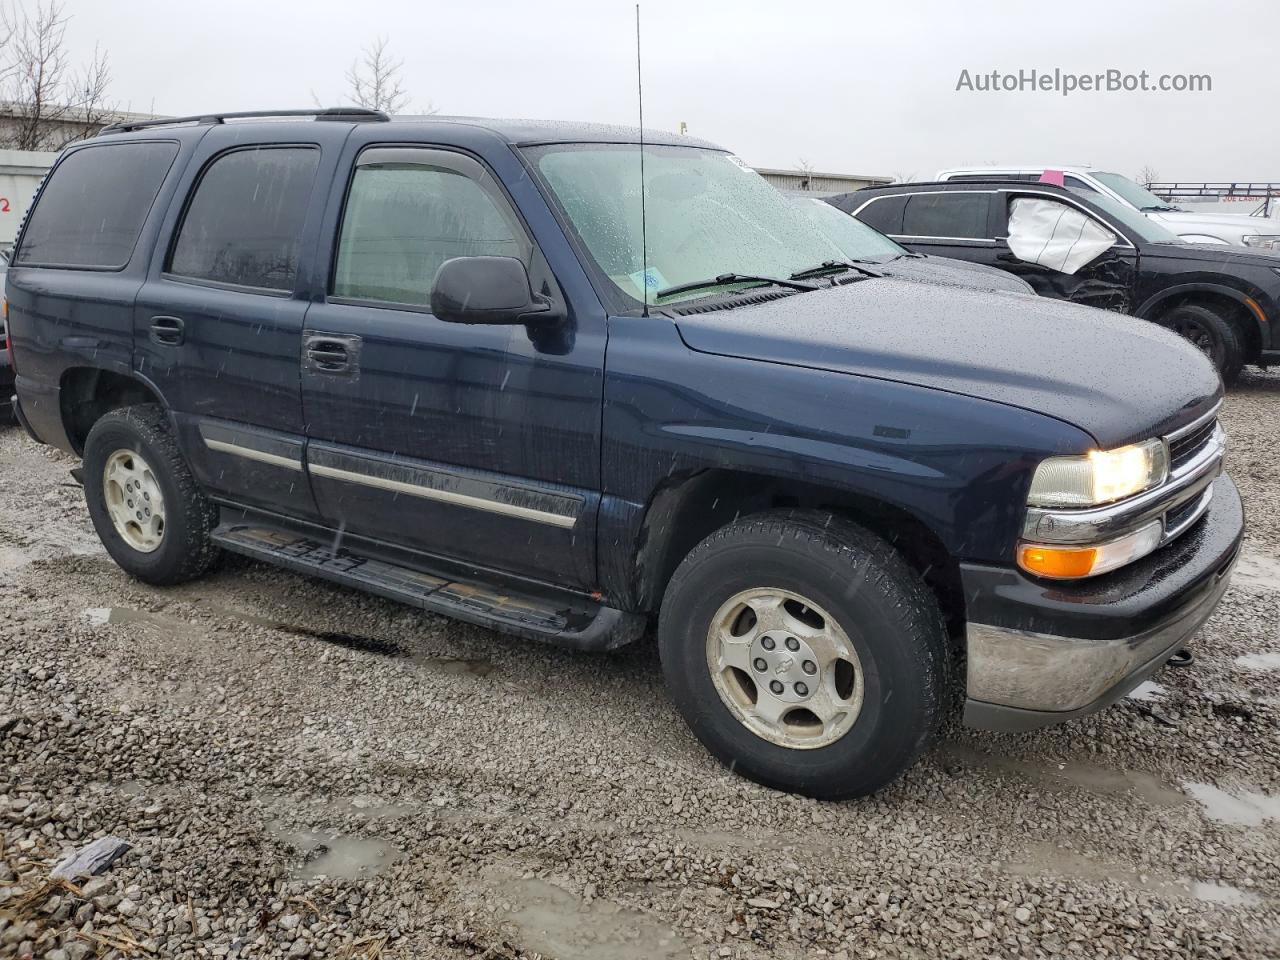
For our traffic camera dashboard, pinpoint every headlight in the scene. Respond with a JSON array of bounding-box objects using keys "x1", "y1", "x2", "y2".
[
  {"x1": 1027, "y1": 439, "x2": 1169, "y2": 508},
  {"x1": 1243, "y1": 235, "x2": 1280, "y2": 249}
]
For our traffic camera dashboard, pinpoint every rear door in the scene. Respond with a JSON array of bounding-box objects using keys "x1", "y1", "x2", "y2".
[
  {"x1": 856, "y1": 190, "x2": 1001, "y2": 267},
  {"x1": 133, "y1": 122, "x2": 349, "y2": 520}
]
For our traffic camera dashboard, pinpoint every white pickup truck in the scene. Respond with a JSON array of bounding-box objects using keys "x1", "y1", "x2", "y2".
[{"x1": 936, "y1": 165, "x2": 1280, "y2": 250}]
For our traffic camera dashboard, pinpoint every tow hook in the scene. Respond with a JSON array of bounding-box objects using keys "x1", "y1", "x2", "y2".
[{"x1": 1167, "y1": 648, "x2": 1195, "y2": 668}]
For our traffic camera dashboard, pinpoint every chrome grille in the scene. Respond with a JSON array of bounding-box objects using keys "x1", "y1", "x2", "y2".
[{"x1": 1169, "y1": 417, "x2": 1217, "y2": 470}]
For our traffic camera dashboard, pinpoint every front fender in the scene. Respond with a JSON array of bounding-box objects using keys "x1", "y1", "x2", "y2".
[{"x1": 600, "y1": 316, "x2": 1094, "y2": 602}]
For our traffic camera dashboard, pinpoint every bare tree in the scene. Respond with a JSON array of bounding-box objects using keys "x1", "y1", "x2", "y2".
[
  {"x1": 345, "y1": 36, "x2": 412, "y2": 115},
  {"x1": 0, "y1": 1, "x2": 115, "y2": 150},
  {"x1": 1137, "y1": 164, "x2": 1161, "y2": 187},
  {"x1": 796, "y1": 157, "x2": 815, "y2": 191}
]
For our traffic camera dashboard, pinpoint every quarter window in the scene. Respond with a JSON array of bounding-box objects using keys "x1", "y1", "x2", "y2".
[
  {"x1": 332, "y1": 149, "x2": 529, "y2": 308},
  {"x1": 15, "y1": 142, "x2": 178, "y2": 269},
  {"x1": 169, "y1": 146, "x2": 319, "y2": 291},
  {"x1": 901, "y1": 193, "x2": 991, "y2": 239}
]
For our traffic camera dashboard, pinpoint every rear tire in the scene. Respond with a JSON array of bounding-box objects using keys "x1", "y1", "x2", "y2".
[
  {"x1": 1160, "y1": 303, "x2": 1244, "y2": 384},
  {"x1": 658, "y1": 510, "x2": 950, "y2": 799},
  {"x1": 83, "y1": 405, "x2": 220, "y2": 586}
]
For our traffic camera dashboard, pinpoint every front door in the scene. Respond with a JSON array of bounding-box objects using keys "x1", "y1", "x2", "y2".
[
  {"x1": 992, "y1": 193, "x2": 1138, "y2": 313},
  {"x1": 299, "y1": 144, "x2": 603, "y2": 590}
]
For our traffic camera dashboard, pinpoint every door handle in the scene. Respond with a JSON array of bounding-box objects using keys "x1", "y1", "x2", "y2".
[
  {"x1": 149, "y1": 315, "x2": 185, "y2": 346},
  {"x1": 303, "y1": 333, "x2": 361, "y2": 376},
  {"x1": 307, "y1": 342, "x2": 349, "y2": 372}
]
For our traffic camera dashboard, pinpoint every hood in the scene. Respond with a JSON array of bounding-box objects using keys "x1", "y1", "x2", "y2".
[
  {"x1": 1151, "y1": 208, "x2": 1278, "y2": 231},
  {"x1": 673, "y1": 278, "x2": 1221, "y2": 448},
  {"x1": 876, "y1": 255, "x2": 1036, "y2": 295}
]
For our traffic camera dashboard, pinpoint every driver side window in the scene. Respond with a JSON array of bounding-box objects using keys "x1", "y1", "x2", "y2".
[
  {"x1": 332, "y1": 148, "x2": 531, "y2": 309},
  {"x1": 1004, "y1": 196, "x2": 1118, "y2": 275}
]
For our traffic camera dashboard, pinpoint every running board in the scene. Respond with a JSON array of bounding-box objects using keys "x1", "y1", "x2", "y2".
[{"x1": 210, "y1": 524, "x2": 645, "y2": 652}]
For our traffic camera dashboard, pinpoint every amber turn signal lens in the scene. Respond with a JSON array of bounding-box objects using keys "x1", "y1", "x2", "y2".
[{"x1": 1018, "y1": 544, "x2": 1098, "y2": 579}]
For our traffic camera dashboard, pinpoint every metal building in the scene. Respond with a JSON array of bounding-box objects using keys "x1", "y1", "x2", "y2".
[{"x1": 754, "y1": 167, "x2": 893, "y2": 197}]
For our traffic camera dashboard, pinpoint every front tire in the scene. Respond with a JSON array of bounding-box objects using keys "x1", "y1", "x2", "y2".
[
  {"x1": 658, "y1": 510, "x2": 950, "y2": 800},
  {"x1": 1161, "y1": 303, "x2": 1244, "y2": 384},
  {"x1": 83, "y1": 405, "x2": 220, "y2": 586}
]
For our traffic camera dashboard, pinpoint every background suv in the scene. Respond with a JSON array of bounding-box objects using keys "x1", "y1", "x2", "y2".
[
  {"x1": 937, "y1": 165, "x2": 1280, "y2": 249},
  {"x1": 834, "y1": 179, "x2": 1280, "y2": 382}
]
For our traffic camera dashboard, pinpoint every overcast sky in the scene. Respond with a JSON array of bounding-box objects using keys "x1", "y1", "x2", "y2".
[{"x1": 65, "y1": 0, "x2": 1278, "y2": 181}]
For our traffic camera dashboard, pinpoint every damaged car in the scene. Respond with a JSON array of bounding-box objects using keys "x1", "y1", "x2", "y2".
[{"x1": 833, "y1": 179, "x2": 1280, "y2": 382}]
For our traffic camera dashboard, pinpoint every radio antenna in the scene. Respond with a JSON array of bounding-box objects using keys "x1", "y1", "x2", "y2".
[{"x1": 635, "y1": 3, "x2": 650, "y2": 318}]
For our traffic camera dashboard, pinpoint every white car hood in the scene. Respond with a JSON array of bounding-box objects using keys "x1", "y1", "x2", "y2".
[{"x1": 1149, "y1": 209, "x2": 1275, "y2": 230}]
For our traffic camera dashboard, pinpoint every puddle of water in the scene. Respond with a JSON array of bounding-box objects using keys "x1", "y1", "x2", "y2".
[
  {"x1": 1183, "y1": 782, "x2": 1280, "y2": 827},
  {"x1": 495, "y1": 877, "x2": 689, "y2": 960},
  {"x1": 1192, "y1": 881, "x2": 1263, "y2": 906},
  {"x1": 82, "y1": 606, "x2": 199, "y2": 635},
  {"x1": 427, "y1": 657, "x2": 494, "y2": 677},
  {"x1": 944, "y1": 744, "x2": 1185, "y2": 808},
  {"x1": 1126, "y1": 681, "x2": 1167, "y2": 703},
  {"x1": 270, "y1": 826, "x2": 402, "y2": 881},
  {"x1": 1232, "y1": 551, "x2": 1280, "y2": 594},
  {"x1": 1003, "y1": 843, "x2": 1261, "y2": 907},
  {"x1": 1235, "y1": 652, "x2": 1280, "y2": 672}
]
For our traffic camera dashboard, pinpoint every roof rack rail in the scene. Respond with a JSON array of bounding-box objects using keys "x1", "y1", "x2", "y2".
[{"x1": 99, "y1": 107, "x2": 390, "y2": 135}]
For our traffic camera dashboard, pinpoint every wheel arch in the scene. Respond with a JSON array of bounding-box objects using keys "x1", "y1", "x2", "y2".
[
  {"x1": 629, "y1": 467, "x2": 966, "y2": 639},
  {"x1": 59, "y1": 366, "x2": 168, "y2": 455},
  {"x1": 1137, "y1": 283, "x2": 1268, "y2": 360}
]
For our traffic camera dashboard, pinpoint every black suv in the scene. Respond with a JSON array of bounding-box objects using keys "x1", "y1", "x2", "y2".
[
  {"x1": 831, "y1": 179, "x2": 1280, "y2": 383},
  {"x1": 7, "y1": 110, "x2": 1242, "y2": 798}
]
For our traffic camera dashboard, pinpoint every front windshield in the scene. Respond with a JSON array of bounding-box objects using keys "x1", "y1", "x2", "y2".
[
  {"x1": 791, "y1": 197, "x2": 907, "y2": 260},
  {"x1": 527, "y1": 142, "x2": 857, "y2": 304},
  {"x1": 1084, "y1": 191, "x2": 1183, "y2": 244},
  {"x1": 1092, "y1": 171, "x2": 1177, "y2": 211}
]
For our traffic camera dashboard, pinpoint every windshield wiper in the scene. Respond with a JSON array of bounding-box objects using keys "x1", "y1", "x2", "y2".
[
  {"x1": 654, "y1": 273, "x2": 817, "y2": 300},
  {"x1": 788, "y1": 260, "x2": 884, "y2": 280},
  {"x1": 1141, "y1": 205, "x2": 1179, "y2": 213}
]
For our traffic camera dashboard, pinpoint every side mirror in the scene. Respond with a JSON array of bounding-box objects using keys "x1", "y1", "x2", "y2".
[{"x1": 430, "y1": 256, "x2": 557, "y2": 325}]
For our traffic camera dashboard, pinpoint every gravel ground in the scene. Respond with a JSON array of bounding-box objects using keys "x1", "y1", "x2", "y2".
[{"x1": 2, "y1": 370, "x2": 1279, "y2": 960}]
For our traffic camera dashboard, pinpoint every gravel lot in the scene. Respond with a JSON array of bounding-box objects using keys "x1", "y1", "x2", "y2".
[{"x1": 2, "y1": 370, "x2": 1279, "y2": 960}]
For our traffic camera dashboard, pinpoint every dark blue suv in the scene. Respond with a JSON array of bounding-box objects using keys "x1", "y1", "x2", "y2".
[{"x1": 6, "y1": 109, "x2": 1243, "y2": 798}]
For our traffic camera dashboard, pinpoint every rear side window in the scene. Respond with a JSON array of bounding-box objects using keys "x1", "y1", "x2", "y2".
[
  {"x1": 15, "y1": 141, "x2": 178, "y2": 269},
  {"x1": 854, "y1": 195, "x2": 906, "y2": 234},
  {"x1": 332, "y1": 148, "x2": 529, "y2": 309},
  {"x1": 901, "y1": 192, "x2": 991, "y2": 239},
  {"x1": 169, "y1": 146, "x2": 319, "y2": 292}
]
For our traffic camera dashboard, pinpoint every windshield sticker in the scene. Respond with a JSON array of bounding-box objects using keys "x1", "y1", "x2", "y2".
[
  {"x1": 629, "y1": 266, "x2": 669, "y2": 294},
  {"x1": 726, "y1": 155, "x2": 755, "y2": 172}
]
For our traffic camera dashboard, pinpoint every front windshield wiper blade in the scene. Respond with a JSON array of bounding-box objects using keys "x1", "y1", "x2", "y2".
[
  {"x1": 654, "y1": 273, "x2": 817, "y2": 300},
  {"x1": 788, "y1": 259, "x2": 884, "y2": 280},
  {"x1": 1141, "y1": 205, "x2": 1179, "y2": 213}
]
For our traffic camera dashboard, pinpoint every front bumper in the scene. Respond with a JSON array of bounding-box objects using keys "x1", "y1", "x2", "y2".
[{"x1": 962, "y1": 474, "x2": 1243, "y2": 732}]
